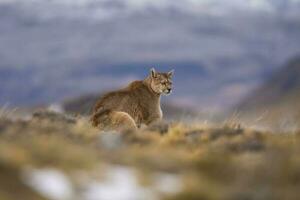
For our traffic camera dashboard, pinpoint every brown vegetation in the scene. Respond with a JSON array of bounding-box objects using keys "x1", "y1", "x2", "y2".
[{"x1": 0, "y1": 110, "x2": 300, "y2": 199}]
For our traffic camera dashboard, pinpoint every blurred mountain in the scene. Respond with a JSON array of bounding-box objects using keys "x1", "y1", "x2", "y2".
[
  {"x1": 235, "y1": 56, "x2": 300, "y2": 128},
  {"x1": 1, "y1": 0, "x2": 300, "y2": 111},
  {"x1": 63, "y1": 94, "x2": 100, "y2": 116},
  {"x1": 1, "y1": 0, "x2": 300, "y2": 18}
]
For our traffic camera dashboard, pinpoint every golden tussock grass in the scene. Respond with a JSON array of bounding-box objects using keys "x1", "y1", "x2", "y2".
[{"x1": 0, "y1": 110, "x2": 300, "y2": 200}]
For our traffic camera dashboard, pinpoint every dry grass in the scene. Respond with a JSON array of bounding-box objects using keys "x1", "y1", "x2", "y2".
[{"x1": 0, "y1": 110, "x2": 300, "y2": 200}]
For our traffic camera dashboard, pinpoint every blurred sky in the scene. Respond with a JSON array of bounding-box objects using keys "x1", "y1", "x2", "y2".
[{"x1": 0, "y1": 0, "x2": 300, "y2": 112}]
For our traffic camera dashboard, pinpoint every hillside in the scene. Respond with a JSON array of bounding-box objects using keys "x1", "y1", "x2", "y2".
[
  {"x1": 1, "y1": 110, "x2": 300, "y2": 200},
  {"x1": 236, "y1": 57, "x2": 300, "y2": 129}
]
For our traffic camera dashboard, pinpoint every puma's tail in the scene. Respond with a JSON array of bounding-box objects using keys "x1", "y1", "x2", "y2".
[
  {"x1": 91, "y1": 109, "x2": 137, "y2": 131},
  {"x1": 110, "y1": 111, "x2": 137, "y2": 131}
]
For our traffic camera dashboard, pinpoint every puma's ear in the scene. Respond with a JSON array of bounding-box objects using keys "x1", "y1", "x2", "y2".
[
  {"x1": 167, "y1": 69, "x2": 174, "y2": 78},
  {"x1": 150, "y1": 68, "x2": 157, "y2": 78}
]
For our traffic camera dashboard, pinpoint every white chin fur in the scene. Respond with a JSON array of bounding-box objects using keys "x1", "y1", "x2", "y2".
[{"x1": 163, "y1": 91, "x2": 172, "y2": 95}]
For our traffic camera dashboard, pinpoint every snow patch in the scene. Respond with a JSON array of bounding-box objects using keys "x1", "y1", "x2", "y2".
[
  {"x1": 22, "y1": 168, "x2": 73, "y2": 200},
  {"x1": 22, "y1": 166, "x2": 182, "y2": 200}
]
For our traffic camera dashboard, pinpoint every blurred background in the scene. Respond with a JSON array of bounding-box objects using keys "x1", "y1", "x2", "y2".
[
  {"x1": 1, "y1": 0, "x2": 300, "y2": 123},
  {"x1": 2, "y1": 1, "x2": 300, "y2": 200}
]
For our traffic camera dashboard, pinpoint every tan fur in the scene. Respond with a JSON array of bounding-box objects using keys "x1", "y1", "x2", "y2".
[{"x1": 91, "y1": 68, "x2": 174, "y2": 131}]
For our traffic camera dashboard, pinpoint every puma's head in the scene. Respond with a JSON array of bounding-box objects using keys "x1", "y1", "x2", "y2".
[{"x1": 149, "y1": 68, "x2": 174, "y2": 95}]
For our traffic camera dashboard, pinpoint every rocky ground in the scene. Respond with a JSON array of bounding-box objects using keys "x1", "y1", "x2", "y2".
[{"x1": 0, "y1": 110, "x2": 300, "y2": 200}]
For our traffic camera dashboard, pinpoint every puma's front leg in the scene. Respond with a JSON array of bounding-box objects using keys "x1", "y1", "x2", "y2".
[
  {"x1": 145, "y1": 117, "x2": 169, "y2": 134},
  {"x1": 146, "y1": 116, "x2": 162, "y2": 126}
]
